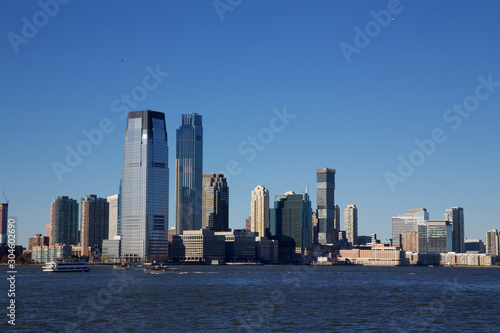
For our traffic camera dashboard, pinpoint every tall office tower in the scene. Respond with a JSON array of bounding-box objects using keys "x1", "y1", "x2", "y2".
[
  {"x1": 80, "y1": 194, "x2": 109, "y2": 256},
  {"x1": 202, "y1": 174, "x2": 229, "y2": 231},
  {"x1": 0, "y1": 203, "x2": 7, "y2": 244},
  {"x1": 444, "y1": 207, "x2": 464, "y2": 253},
  {"x1": 316, "y1": 168, "x2": 336, "y2": 244},
  {"x1": 334, "y1": 205, "x2": 340, "y2": 239},
  {"x1": 392, "y1": 208, "x2": 429, "y2": 248},
  {"x1": 175, "y1": 113, "x2": 203, "y2": 235},
  {"x1": 50, "y1": 196, "x2": 79, "y2": 246},
  {"x1": 107, "y1": 194, "x2": 119, "y2": 239},
  {"x1": 121, "y1": 110, "x2": 169, "y2": 261},
  {"x1": 272, "y1": 190, "x2": 313, "y2": 249},
  {"x1": 485, "y1": 229, "x2": 500, "y2": 256},
  {"x1": 250, "y1": 185, "x2": 270, "y2": 237},
  {"x1": 344, "y1": 204, "x2": 358, "y2": 246}
]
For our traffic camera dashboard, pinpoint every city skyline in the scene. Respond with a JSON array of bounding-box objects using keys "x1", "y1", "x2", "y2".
[{"x1": 1, "y1": 1, "x2": 499, "y2": 247}]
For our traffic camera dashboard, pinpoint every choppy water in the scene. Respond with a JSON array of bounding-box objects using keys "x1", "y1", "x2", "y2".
[{"x1": 1, "y1": 265, "x2": 500, "y2": 332}]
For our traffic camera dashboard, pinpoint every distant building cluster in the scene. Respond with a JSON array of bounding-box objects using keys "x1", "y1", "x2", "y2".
[{"x1": 9, "y1": 110, "x2": 498, "y2": 266}]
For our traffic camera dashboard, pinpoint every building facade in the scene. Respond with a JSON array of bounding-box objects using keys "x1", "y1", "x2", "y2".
[
  {"x1": 28, "y1": 234, "x2": 49, "y2": 250},
  {"x1": 444, "y1": 207, "x2": 464, "y2": 253},
  {"x1": 32, "y1": 244, "x2": 72, "y2": 263},
  {"x1": 50, "y1": 196, "x2": 79, "y2": 246},
  {"x1": 272, "y1": 191, "x2": 312, "y2": 249},
  {"x1": 418, "y1": 221, "x2": 452, "y2": 253},
  {"x1": 120, "y1": 110, "x2": 169, "y2": 261},
  {"x1": 171, "y1": 229, "x2": 226, "y2": 262},
  {"x1": 391, "y1": 208, "x2": 428, "y2": 248},
  {"x1": 107, "y1": 194, "x2": 120, "y2": 240},
  {"x1": 175, "y1": 113, "x2": 203, "y2": 235},
  {"x1": 345, "y1": 204, "x2": 358, "y2": 247},
  {"x1": 250, "y1": 185, "x2": 270, "y2": 237},
  {"x1": 316, "y1": 168, "x2": 336, "y2": 244},
  {"x1": 202, "y1": 174, "x2": 229, "y2": 231},
  {"x1": 485, "y1": 229, "x2": 500, "y2": 256},
  {"x1": 81, "y1": 194, "x2": 109, "y2": 257}
]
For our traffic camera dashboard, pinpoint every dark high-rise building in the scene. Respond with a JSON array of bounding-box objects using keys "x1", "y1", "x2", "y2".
[
  {"x1": 0, "y1": 203, "x2": 7, "y2": 244},
  {"x1": 50, "y1": 196, "x2": 79, "y2": 246},
  {"x1": 316, "y1": 168, "x2": 336, "y2": 244},
  {"x1": 175, "y1": 113, "x2": 203, "y2": 235},
  {"x1": 121, "y1": 110, "x2": 169, "y2": 261},
  {"x1": 202, "y1": 174, "x2": 229, "y2": 232},
  {"x1": 272, "y1": 191, "x2": 312, "y2": 249},
  {"x1": 81, "y1": 194, "x2": 109, "y2": 257},
  {"x1": 444, "y1": 207, "x2": 464, "y2": 253}
]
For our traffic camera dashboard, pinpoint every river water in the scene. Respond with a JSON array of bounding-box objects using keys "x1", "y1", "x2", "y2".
[{"x1": 1, "y1": 264, "x2": 499, "y2": 332}]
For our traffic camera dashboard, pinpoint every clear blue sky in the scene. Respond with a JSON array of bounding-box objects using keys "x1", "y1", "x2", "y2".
[{"x1": 1, "y1": 0, "x2": 499, "y2": 247}]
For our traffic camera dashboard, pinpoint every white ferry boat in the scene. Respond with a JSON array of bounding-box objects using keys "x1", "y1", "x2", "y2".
[{"x1": 42, "y1": 261, "x2": 90, "y2": 273}]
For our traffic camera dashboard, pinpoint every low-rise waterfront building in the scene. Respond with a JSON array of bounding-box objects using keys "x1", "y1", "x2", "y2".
[
  {"x1": 171, "y1": 229, "x2": 225, "y2": 263},
  {"x1": 32, "y1": 244, "x2": 72, "y2": 263},
  {"x1": 338, "y1": 244, "x2": 405, "y2": 266}
]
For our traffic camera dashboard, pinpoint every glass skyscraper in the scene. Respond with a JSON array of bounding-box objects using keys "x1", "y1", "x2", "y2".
[
  {"x1": 444, "y1": 207, "x2": 464, "y2": 253},
  {"x1": 316, "y1": 168, "x2": 336, "y2": 244},
  {"x1": 121, "y1": 110, "x2": 169, "y2": 261},
  {"x1": 175, "y1": 113, "x2": 203, "y2": 235},
  {"x1": 271, "y1": 191, "x2": 312, "y2": 249}
]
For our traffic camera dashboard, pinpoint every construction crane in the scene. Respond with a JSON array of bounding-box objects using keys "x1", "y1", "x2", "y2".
[{"x1": 2, "y1": 190, "x2": 8, "y2": 204}]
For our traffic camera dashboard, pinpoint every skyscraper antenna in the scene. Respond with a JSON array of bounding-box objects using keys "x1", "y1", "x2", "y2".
[{"x1": 305, "y1": 183, "x2": 309, "y2": 195}]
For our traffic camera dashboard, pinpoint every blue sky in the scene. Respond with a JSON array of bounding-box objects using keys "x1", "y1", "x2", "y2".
[{"x1": 1, "y1": 0, "x2": 499, "y2": 247}]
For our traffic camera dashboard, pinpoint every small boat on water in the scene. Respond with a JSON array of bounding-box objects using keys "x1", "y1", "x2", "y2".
[
  {"x1": 144, "y1": 265, "x2": 180, "y2": 274},
  {"x1": 43, "y1": 261, "x2": 90, "y2": 273},
  {"x1": 113, "y1": 262, "x2": 130, "y2": 270}
]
